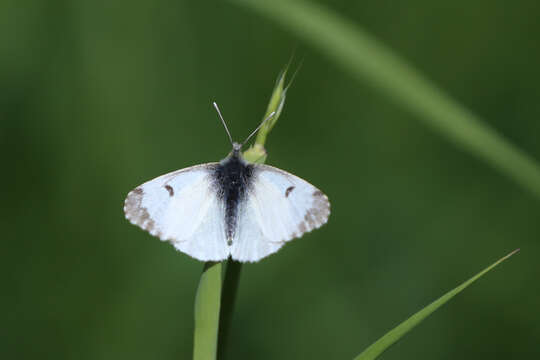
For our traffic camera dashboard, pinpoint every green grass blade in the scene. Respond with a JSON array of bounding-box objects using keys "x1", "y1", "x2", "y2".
[
  {"x1": 232, "y1": 0, "x2": 540, "y2": 199},
  {"x1": 244, "y1": 62, "x2": 291, "y2": 164},
  {"x1": 193, "y1": 262, "x2": 222, "y2": 360},
  {"x1": 217, "y1": 260, "x2": 242, "y2": 359},
  {"x1": 354, "y1": 249, "x2": 520, "y2": 360},
  {"x1": 254, "y1": 63, "x2": 290, "y2": 147}
]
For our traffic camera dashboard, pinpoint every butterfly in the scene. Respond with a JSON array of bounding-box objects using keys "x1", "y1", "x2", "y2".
[{"x1": 124, "y1": 103, "x2": 330, "y2": 262}]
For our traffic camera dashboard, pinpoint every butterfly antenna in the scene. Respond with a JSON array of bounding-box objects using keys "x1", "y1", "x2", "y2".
[
  {"x1": 213, "y1": 102, "x2": 234, "y2": 146},
  {"x1": 241, "y1": 111, "x2": 276, "y2": 147}
]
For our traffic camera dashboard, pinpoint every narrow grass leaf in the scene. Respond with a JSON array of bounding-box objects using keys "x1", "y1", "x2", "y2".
[
  {"x1": 232, "y1": 0, "x2": 540, "y2": 199},
  {"x1": 354, "y1": 249, "x2": 520, "y2": 360},
  {"x1": 254, "y1": 63, "x2": 290, "y2": 147},
  {"x1": 244, "y1": 63, "x2": 291, "y2": 164},
  {"x1": 193, "y1": 262, "x2": 222, "y2": 360}
]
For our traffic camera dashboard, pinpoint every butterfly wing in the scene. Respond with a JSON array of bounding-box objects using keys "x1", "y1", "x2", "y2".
[
  {"x1": 231, "y1": 164, "x2": 330, "y2": 262},
  {"x1": 124, "y1": 163, "x2": 230, "y2": 261}
]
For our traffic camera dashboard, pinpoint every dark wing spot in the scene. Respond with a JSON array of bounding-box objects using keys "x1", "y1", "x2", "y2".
[
  {"x1": 285, "y1": 186, "x2": 295, "y2": 197},
  {"x1": 164, "y1": 185, "x2": 174, "y2": 197}
]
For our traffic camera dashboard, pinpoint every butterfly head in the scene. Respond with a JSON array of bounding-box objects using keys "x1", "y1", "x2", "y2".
[
  {"x1": 232, "y1": 142, "x2": 242, "y2": 153},
  {"x1": 229, "y1": 142, "x2": 244, "y2": 160}
]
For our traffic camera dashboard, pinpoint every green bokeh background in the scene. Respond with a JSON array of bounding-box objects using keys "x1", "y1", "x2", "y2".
[{"x1": 2, "y1": 1, "x2": 539, "y2": 359}]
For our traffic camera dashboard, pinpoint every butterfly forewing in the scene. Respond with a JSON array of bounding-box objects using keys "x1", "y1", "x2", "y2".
[
  {"x1": 230, "y1": 164, "x2": 330, "y2": 262},
  {"x1": 124, "y1": 163, "x2": 230, "y2": 261}
]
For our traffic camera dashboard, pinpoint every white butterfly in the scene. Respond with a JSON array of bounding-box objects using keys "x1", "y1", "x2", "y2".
[{"x1": 124, "y1": 103, "x2": 330, "y2": 262}]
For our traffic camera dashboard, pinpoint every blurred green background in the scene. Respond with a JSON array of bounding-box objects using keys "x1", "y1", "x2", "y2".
[{"x1": 2, "y1": 0, "x2": 539, "y2": 359}]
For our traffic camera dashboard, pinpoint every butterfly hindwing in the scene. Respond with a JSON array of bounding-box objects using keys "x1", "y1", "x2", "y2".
[
  {"x1": 124, "y1": 164, "x2": 230, "y2": 261},
  {"x1": 230, "y1": 164, "x2": 330, "y2": 262}
]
